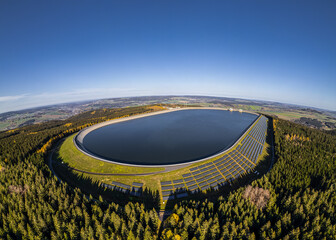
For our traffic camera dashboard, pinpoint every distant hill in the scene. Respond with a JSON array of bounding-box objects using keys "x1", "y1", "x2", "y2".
[{"x1": 0, "y1": 95, "x2": 335, "y2": 131}]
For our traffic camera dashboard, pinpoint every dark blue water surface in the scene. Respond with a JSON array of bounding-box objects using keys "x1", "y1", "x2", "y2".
[{"x1": 82, "y1": 109, "x2": 258, "y2": 165}]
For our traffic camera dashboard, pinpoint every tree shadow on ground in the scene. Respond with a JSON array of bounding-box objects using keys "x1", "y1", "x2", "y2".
[{"x1": 52, "y1": 159, "x2": 161, "y2": 210}]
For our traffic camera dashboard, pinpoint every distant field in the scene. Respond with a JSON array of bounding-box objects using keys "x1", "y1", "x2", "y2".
[
  {"x1": 0, "y1": 110, "x2": 72, "y2": 131},
  {"x1": 263, "y1": 111, "x2": 303, "y2": 119},
  {"x1": 235, "y1": 104, "x2": 263, "y2": 111},
  {"x1": 261, "y1": 109, "x2": 336, "y2": 130},
  {"x1": 0, "y1": 122, "x2": 10, "y2": 130}
]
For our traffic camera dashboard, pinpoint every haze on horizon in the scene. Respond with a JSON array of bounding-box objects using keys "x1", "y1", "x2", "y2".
[{"x1": 0, "y1": 0, "x2": 335, "y2": 113}]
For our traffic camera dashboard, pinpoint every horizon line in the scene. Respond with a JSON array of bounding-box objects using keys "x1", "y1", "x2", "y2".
[{"x1": 0, "y1": 94, "x2": 335, "y2": 115}]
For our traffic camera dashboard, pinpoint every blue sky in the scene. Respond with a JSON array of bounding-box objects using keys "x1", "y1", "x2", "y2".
[{"x1": 0, "y1": 0, "x2": 335, "y2": 113}]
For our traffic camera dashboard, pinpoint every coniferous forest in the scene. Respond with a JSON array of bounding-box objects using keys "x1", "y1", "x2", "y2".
[{"x1": 0, "y1": 106, "x2": 335, "y2": 239}]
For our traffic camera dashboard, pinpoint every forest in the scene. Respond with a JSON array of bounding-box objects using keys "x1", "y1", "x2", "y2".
[{"x1": 0, "y1": 105, "x2": 335, "y2": 239}]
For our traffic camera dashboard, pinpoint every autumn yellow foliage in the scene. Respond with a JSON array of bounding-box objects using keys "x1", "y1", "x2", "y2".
[
  {"x1": 37, "y1": 123, "x2": 94, "y2": 154},
  {"x1": 161, "y1": 229, "x2": 181, "y2": 240},
  {"x1": 285, "y1": 134, "x2": 310, "y2": 142},
  {"x1": 148, "y1": 105, "x2": 166, "y2": 111},
  {"x1": 163, "y1": 213, "x2": 180, "y2": 229},
  {"x1": 171, "y1": 213, "x2": 179, "y2": 223},
  {"x1": 273, "y1": 119, "x2": 278, "y2": 131}
]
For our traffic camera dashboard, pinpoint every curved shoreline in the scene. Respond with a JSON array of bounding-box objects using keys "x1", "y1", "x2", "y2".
[{"x1": 73, "y1": 107, "x2": 261, "y2": 170}]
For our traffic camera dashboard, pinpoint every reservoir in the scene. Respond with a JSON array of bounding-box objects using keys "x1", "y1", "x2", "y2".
[{"x1": 80, "y1": 109, "x2": 258, "y2": 165}]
